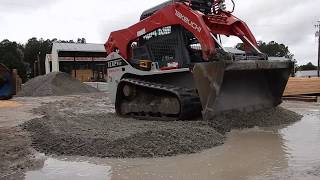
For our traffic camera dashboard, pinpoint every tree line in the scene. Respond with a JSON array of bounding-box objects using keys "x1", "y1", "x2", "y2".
[
  {"x1": 236, "y1": 41, "x2": 294, "y2": 59},
  {"x1": 297, "y1": 62, "x2": 318, "y2": 71},
  {"x1": 236, "y1": 41, "x2": 318, "y2": 72},
  {"x1": 0, "y1": 38, "x2": 86, "y2": 82}
]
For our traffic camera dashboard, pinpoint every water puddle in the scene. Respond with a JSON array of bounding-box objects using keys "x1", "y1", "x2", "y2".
[
  {"x1": 24, "y1": 102, "x2": 320, "y2": 180},
  {"x1": 25, "y1": 158, "x2": 112, "y2": 180}
]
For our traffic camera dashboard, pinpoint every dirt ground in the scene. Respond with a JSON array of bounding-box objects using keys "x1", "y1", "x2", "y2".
[
  {"x1": 0, "y1": 127, "x2": 43, "y2": 180},
  {"x1": 0, "y1": 92, "x2": 303, "y2": 179}
]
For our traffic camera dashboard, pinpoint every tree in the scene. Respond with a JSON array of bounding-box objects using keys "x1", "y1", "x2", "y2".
[
  {"x1": 24, "y1": 38, "x2": 41, "y2": 77},
  {"x1": 298, "y1": 62, "x2": 317, "y2": 71},
  {"x1": 77, "y1": 38, "x2": 86, "y2": 44},
  {"x1": 258, "y1": 41, "x2": 293, "y2": 59},
  {"x1": 1, "y1": 37, "x2": 88, "y2": 80},
  {"x1": 53, "y1": 39, "x2": 75, "y2": 43},
  {"x1": 23, "y1": 37, "x2": 88, "y2": 78},
  {"x1": 0, "y1": 40, "x2": 29, "y2": 82},
  {"x1": 236, "y1": 41, "x2": 294, "y2": 59},
  {"x1": 24, "y1": 38, "x2": 54, "y2": 77}
]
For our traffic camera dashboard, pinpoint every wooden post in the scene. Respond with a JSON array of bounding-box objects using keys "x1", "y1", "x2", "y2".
[
  {"x1": 37, "y1": 52, "x2": 41, "y2": 75},
  {"x1": 74, "y1": 56, "x2": 77, "y2": 78},
  {"x1": 12, "y1": 69, "x2": 22, "y2": 95},
  {"x1": 33, "y1": 61, "x2": 37, "y2": 77},
  {"x1": 316, "y1": 22, "x2": 320, "y2": 77}
]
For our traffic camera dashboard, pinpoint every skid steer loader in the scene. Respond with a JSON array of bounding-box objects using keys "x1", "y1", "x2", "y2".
[{"x1": 104, "y1": 0, "x2": 293, "y2": 121}]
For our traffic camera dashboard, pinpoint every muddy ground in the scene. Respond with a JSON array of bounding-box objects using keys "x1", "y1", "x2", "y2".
[{"x1": 0, "y1": 92, "x2": 303, "y2": 179}]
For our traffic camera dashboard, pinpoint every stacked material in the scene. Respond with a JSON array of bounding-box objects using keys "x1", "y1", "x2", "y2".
[
  {"x1": 18, "y1": 72, "x2": 99, "y2": 97},
  {"x1": 284, "y1": 78, "x2": 320, "y2": 96}
]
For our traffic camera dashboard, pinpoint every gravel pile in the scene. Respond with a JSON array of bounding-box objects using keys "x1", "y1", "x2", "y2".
[
  {"x1": 211, "y1": 107, "x2": 303, "y2": 134},
  {"x1": 18, "y1": 72, "x2": 98, "y2": 97},
  {"x1": 23, "y1": 114, "x2": 224, "y2": 158}
]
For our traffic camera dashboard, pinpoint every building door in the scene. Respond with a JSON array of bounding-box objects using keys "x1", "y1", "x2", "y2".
[{"x1": 93, "y1": 64, "x2": 107, "y2": 82}]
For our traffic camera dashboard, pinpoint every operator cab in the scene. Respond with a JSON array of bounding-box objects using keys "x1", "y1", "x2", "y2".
[{"x1": 131, "y1": 25, "x2": 204, "y2": 71}]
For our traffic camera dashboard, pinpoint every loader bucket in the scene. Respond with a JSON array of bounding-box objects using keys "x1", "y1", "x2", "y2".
[{"x1": 192, "y1": 60, "x2": 293, "y2": 121}]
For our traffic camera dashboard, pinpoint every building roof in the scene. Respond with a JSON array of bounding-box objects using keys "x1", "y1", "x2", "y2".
[{"x1": 52, "y1": 43, "x2": 106, "y2": 53}]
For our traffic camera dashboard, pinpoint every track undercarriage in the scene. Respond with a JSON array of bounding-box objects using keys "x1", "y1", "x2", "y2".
[{"x1": 116, "y1": 78, "x2": 202, "y2": 120}]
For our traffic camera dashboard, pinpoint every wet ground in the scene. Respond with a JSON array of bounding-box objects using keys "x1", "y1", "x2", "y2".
[
  {"x1": 22, "y1": 101, "x2": 320, "y2": 180},
  {"x1": 0, "y1": 96, "x2": 76, "y2": 128}
]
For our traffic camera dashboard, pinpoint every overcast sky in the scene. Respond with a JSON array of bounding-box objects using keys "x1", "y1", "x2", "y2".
[{"x1": 0, "y1": 0, "x2": 319, "y2": 65}]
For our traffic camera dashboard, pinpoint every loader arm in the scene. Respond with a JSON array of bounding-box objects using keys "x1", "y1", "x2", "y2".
[{"x1": 105, "y1": 1, "x2": 258, "y2": 61}]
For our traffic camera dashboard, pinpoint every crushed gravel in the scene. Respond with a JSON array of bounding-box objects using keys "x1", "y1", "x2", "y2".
[
  {"x1": 17, "y1": 72, "x2": 98, "y2": 97},
  {"x1": 0, "y1": 127, "x2": 43, "y2": 180},
  {"x1": 23, "y1": 114, "x2": 224, "y2": 158},
  {"x1": 21, "y1": 93, "x2": 302, "y2": 158},
  {"x1": 210, "y1": 107, "x2": 303, "y2": 134}
]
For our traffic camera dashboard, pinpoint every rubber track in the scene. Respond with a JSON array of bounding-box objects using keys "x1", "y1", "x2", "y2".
[{"x1": 118, "y1": 78, "x2": 202, "y2": 120}]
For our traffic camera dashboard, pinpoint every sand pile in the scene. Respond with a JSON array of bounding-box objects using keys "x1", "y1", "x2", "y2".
[
  {"x1": 18, "y1": 72, "x2": 98, "y2": 97},
  {"x1": 22, "y1": 93, "x2": 302, "y2": 158}
]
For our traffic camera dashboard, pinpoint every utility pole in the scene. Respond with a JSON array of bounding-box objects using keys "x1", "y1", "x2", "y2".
[{"x1": 316, "y1": 21, "x2": 320, "y2": 77}]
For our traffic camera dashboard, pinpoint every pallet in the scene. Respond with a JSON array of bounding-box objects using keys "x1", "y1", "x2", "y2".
[
  {"x1": 282, "y1": 95, "x2": 318, "y2": 102},
  {"x1": 284, "y1": 77, "x2": 320, "y2": 96}
]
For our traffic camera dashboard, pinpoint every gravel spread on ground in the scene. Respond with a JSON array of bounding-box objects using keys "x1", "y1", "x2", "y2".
[
  {"x1": 21, "y1": 93, "x2": 302, "y2": 158},
  {"x1": 0, "y1": 127, "x2": 43, "y2": 180},
  {"x1": 17, "y1": 72, "x2": 99, "y2": 97}
]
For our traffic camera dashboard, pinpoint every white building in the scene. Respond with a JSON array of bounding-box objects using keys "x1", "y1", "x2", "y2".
[{"x1": 45, "y1": 43, "x2": 108, "y2": 82}]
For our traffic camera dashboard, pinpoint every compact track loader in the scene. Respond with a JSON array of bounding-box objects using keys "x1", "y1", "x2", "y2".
[{"x1": 104, "y1": 0, "x2": 293, "y2": 121}]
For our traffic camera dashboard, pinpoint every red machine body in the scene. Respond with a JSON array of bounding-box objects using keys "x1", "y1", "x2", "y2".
[{"x1": 105, "y1": 0, "x2": 258, "y2": 61}]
